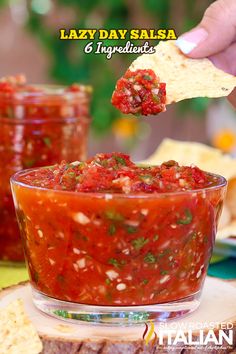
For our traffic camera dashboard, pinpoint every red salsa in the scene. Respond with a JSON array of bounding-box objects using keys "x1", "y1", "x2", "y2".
[
  {"x1": 12, "y1": 153, "x2": 226, "y2": 306},
  {"x1": 111, "y1": 69, "x2": 166, "y2": 116},
  {"x1": 0, "y1": 75, "x2": 91, "y2": 261},
  {"x1": 19, "y1": 153, "x2": 221, "y2": 193}
]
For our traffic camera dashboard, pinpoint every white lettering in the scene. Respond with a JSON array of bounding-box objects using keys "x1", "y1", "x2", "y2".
[
  {"x1": 172, "y1": 331, "x2": 188, "y2": 345},
  {"x1": 203, "y1": 330, "x2": 218, "y2": 345},
  {"x1": 218, "y1": 330, "x2": 233, "y2": 345},
  {"x1": 84, "y1": 42, "x2": 93, "y2": 54}
]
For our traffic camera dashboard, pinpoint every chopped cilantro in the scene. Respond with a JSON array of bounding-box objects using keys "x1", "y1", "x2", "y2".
[
  {"x1": 153, "y1": 94, "x2": 160, "y2": 103},
  {"x1": 108, "y1": 258, "x2": 120, "y2": 268},
  {"x1": 177, "y1": 209, "x2": 193, "y2": 225},
  {"x1": 160, "y1": 270, "x2": 169, "y2": 275},
  {"x1": 144, "y1": 252, "x2": 156, "y2": 263},
  {"x1": 43, "y1": 137, "x2": 52, "y2": 147},
  {"x1": 142, "y1": 279, "x2": 149, "y2": 285},
  {"x1": 97, "y1": 158, "x2": 108, "y2": 167},
  {"x1": 143, "y1": 74, "x2": 152, "y2": 81},
  {"x1": 108, "y1": 224, "x2": 116, "y2": 236},
  {"x1": 153, "y1": 234, "x2": 159, "y2": 241},
  {"x1": 24, "y1": 159, "x2": 36, "y2": 168},
  {"x1": 139, "y1": 174, "x2": 152, "y2": 182},
  {"x1": 114, "y1": 156, "x2": 127, "y2": 166},
  {"x1": 126, "y1": 225, "x2": 137, "y2": 234},
  {"x1": 132, "y1": 237, "x2": 149, "y2": 250},
  {"x1": 108, "y1": 258, "x2": 125, "y2": 268},
  {"x1": 105, "y1": 210, "x2": 124, "y2": 221},
  {"x1": 68, "y1": 172, "x2": 76, "y2": 178},
  {"x1": 105, "y1": 278, "x2": 111, "y2": 285}
]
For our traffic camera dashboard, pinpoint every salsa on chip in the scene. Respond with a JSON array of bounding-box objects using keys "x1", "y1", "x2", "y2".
[{"x1": 112, "y1": 41, "x2": 236, "y2": 116}]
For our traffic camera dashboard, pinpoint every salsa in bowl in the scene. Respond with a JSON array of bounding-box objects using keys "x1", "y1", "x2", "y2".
[{"x1": 11, "y1": 153, "x2": 226, "y2": 324}]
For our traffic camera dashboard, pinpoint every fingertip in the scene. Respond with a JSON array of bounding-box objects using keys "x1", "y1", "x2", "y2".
[
  {"x1": 175, "y1": 28, "x2": 208, "y2": 56},
  {"x1": 175, "y1": 38, "x2": 197, "y2": 55}
]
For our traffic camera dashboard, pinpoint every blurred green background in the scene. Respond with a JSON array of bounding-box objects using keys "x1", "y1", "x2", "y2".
[
  {"x1": 1, "y1": 0, "x2": 235, "y2": 159},
  {"x1": 0, "y1": 0, "x2": 212, "y2": 129}
]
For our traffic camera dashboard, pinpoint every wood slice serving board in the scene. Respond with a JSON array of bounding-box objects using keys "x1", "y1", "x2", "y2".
[{"x1": 0, "y1": 277, "x2": 236, "y2": 354}]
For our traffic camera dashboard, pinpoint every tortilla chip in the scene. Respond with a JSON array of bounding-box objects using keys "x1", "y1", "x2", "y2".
[
  {"x1": 142, "y1": 138, "x2": 236, "y2": 239},
  {"x1": 218, "y1": 205, "x2": 231, "y2": 230},
  {"x1": 226, "y1": 178, "x2": 236, "y2": 218},
  {"x1": 130, "y1": 41, "x2": 236, "y2": 104},
  {"x1": 216, "y1": 220, "x2": 236, "y2": 239},
  {"x1": 0, "y1": 299, "x2": 42, "y2": 354},
  {"x1": 143, "y1": 138, "x2": 236, "y2": 180}
]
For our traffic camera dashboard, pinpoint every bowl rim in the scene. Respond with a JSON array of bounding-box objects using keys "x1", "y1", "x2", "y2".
[{"x1": 10, "y1": 165, "x2": 228, "y2": 199}]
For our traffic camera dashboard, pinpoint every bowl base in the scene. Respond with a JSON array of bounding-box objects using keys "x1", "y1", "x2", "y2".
[{"x1": 32, "y1": 287, "x2": 201, "y2": 325}]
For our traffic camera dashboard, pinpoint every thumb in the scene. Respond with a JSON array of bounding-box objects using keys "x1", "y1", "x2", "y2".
[{"x1": 176, "y1": 0, "x2": 236, "y2": 58}]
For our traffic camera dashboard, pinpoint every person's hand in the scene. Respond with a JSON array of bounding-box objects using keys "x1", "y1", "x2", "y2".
[{"x1": 176, "y1": 0, "x2": 236, "y2": 107}]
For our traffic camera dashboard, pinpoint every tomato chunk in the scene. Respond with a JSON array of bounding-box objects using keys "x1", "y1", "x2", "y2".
[{"x1": 111, "y1": 69, "x2": 166, "y2": 116}]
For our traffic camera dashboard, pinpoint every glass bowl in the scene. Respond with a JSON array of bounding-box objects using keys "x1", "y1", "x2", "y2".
[{"x1": 11, "y1": 168, "x2": 227, "y2": 324}]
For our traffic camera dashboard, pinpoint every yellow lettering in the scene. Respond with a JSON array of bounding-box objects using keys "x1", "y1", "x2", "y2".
[
  {"x1": 87, "y1": 29, "x2": 97, "y2": 40},
  {"x1": 99, "y1": 29, "x2": 109, "y2": 39},
  {"x1": 148, "y1": 30, "x2": 155, "y2": 40},
  {"x1": 59, "y1": 27, "x2": 176, "y2": 41},
  {"x1": 139, "y1": 30, "x2": 149, "y2": 40},
  {"x1": 69, "y1": 29, "x2": 79, "y2": 40},
  {"x1": 59, "y1": 29, "x2": 68, "y2": 39},
  {"x1": 108, "y1": 30, "x2": 119, "y2": 40},
  {"x1": 166, "y1": 29, "x2": 177, "y2": 40},
  {"x1": 118, "y1": 29, "x2": 128, "y2": 40},
  {"x1": 78, "y1": 30, "x2": 87, "y2": 39},
  {"x1": 130, "y1": 29, "x2": 139, "y2": 39},
  {"x1": 157, "y1": 29, "x2": 166, "y2": 40}
]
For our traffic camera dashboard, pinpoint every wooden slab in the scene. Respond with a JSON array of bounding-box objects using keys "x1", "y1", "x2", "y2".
[{"x1": 1, "y1": 277, "x2": 236, "y2": 353}]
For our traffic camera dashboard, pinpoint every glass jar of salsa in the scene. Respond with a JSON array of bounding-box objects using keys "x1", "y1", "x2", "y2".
[
  {"x1": 0, "y1": 75, "x2": 91, "y2": 262},
  {"x1": 11, "y1": 153, "x2": 227, "y2": 324}
]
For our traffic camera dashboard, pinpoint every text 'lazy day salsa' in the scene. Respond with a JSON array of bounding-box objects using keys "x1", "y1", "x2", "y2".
[{"x1": 12, "y1": 153, "x2": 226, "y2": 306}]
